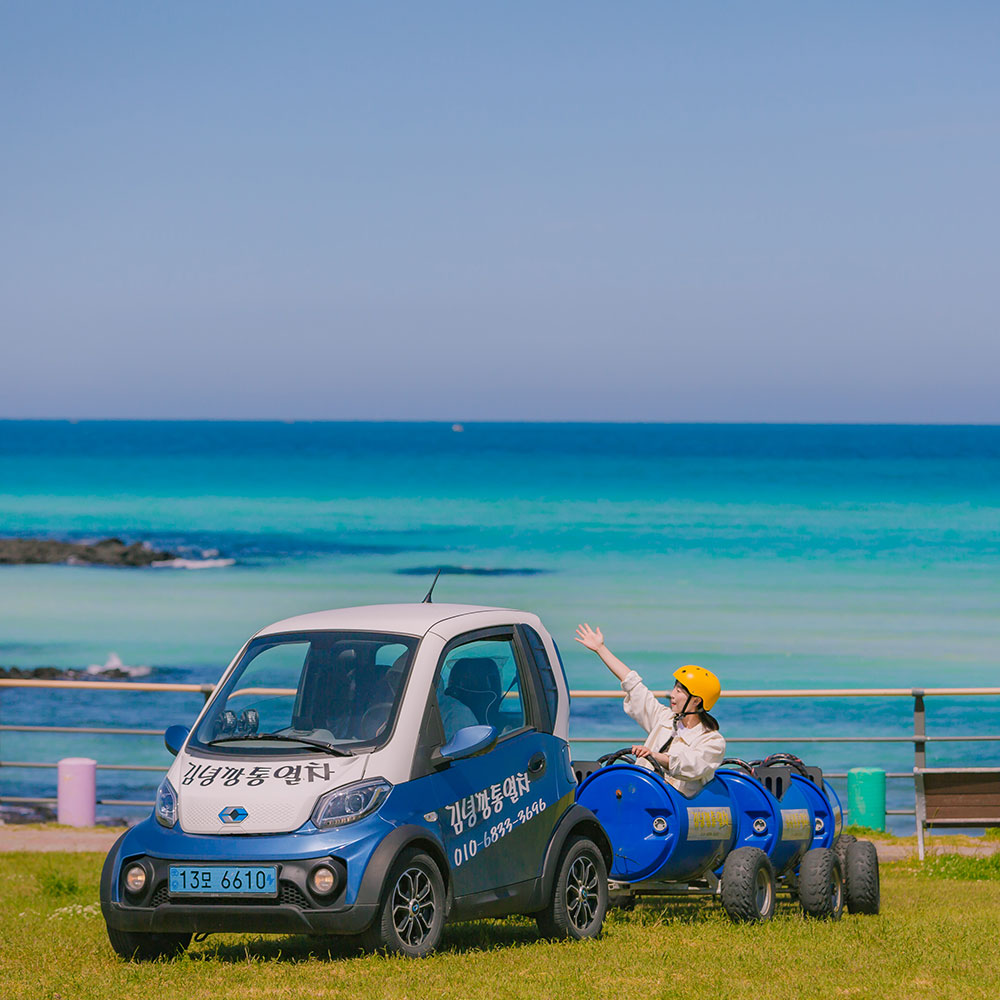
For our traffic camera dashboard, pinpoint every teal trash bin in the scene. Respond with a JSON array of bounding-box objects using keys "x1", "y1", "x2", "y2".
[{"x1": 847, "y1": 767, "x2": 886, "y2": 832}]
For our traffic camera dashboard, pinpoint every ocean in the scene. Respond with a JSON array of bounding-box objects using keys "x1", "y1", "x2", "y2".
[{"x1": 2, "y1": 421, "x2": 999, "y2": 830}]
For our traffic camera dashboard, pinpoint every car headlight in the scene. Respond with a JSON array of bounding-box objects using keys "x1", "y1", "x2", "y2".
[
  {"x1": 155, "y1": 777, "x2": 178, "y2": 828},
  {"x1": 312, "y1": 779, "x2": 391, "y2": 829}
]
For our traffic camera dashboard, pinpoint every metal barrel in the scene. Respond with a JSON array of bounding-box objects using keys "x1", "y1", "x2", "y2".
[
  {"x1": 766, "y1": 777, "x2": 816, "y2": 874},
  {"x1": 788, "y1": 771, "x2": 838, "y2": 850},
  {"x1": 714, "y1": 768, "x2": 782, "y2": 857},
  {"x1": 822, "y1": 774, "x2": 845, "y2": 840},
  {"x1": 576, "y1": 764, "x2": 736, "y2": 883}
]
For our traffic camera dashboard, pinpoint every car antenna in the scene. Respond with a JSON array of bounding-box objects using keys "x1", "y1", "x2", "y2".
[{"x1": 422, "y1": 568, "x2": 443, "y2": 604}]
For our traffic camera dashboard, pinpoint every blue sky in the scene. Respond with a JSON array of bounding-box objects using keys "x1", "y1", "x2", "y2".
[{"x1": 2, "y1": 3, "x2": 998, "y2": 421}]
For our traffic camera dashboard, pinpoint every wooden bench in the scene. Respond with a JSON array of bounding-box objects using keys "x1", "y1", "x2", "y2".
[{"x1": 914, "y1": 767, "x2": 1000, "y2": 859}]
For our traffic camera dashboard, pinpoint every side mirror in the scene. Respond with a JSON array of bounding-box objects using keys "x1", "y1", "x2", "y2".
[
  {"x1": 164, "y1": 724, "x2": 191, "y2": 756},
  {"x1": 436, "y1": 724, "x2": 498, "y2": 763}
]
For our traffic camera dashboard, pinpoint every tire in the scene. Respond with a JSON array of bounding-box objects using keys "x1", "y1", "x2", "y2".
[
  {"x1": 536, "y1": 835, "x2": 608, "y2": 940},
  {"x1": 720, "y1": 846, "x2": 776, "y2": 923},
  {"x1": 106, "y1": 924, "x2": 190, "y2": 961},
  {"x1": 844, "y1": 840, "x2": 880, "y2": 915},
  {"x1": 833, "y1": 833, "x2": 857, "y2": 870},
  {"x1": 360, "y1": 848, "x2": 446, "y2": 958},
  {"x1": 798, "y1": 847, "x2": 844, "y2": 920}
]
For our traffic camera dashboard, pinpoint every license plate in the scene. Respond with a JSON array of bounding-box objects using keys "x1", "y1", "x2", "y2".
[{"x1": 168, "y1": 865, "x2": 278, "y2": 896}]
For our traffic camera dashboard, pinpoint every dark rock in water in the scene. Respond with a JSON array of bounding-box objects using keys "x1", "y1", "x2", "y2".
[
  {"x1": 0, "y1": 665, "x2": 138, "y2": 681},
  {"x1": 96, "y1": 816, "x2": 132, "y2": 828},
  {"x1": 0, "y1": 803, "x2": 57, "y2": 824},
  {"x1": 397, "y1": 565, "x2": 550, "y2": 577},
  {"x1": 0, "y1": 665, "x2": 67, "y2": 679},
  {"x1": 0, "y1": 537, "x2": 176, "y2": 567}
]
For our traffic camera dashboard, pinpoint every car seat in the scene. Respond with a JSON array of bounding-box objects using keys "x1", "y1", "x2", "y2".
[{"x1": 445, "y1": 656, "x2": 501, "y2": 727}]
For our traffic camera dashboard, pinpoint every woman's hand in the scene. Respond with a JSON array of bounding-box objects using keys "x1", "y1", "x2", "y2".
[
  {"x1": 632, "y1": 745, "x2": 670, "y2": 769},
  {"x1": 575, "y1": 623, "x2": 631, "y2": 681},
  {"x1": 575, "y1": 623, "x2": 605, "y2": 651}
]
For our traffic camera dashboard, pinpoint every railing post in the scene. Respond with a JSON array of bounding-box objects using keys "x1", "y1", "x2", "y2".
[{"x1": 912, "y1": 689, "x2": 926, "y2": 769}]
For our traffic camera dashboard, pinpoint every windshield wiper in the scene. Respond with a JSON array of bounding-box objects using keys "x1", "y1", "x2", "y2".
[{"x1": 207, "y1": 733, "x2": 353, "y2": 757}]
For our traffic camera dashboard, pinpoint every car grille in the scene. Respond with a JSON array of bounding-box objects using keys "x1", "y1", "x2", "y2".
[{"x1": 149, "y1": 880, "x2": 311, "y2": 908}]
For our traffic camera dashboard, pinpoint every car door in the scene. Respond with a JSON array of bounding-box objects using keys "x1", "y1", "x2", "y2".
[{"x1": 414, "y1": 628, "x2": 567, "y2": 899}]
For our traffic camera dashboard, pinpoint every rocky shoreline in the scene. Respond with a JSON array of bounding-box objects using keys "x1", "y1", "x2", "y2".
[
  {"x1": 0, "y1": 665, "x2": 139, "y2": 681},
  {"x1": 0, "y1": 537, "x2": 176, "y2": 566}
]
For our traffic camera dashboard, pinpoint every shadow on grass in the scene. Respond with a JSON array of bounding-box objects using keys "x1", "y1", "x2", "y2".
[
  {"x1": 188, "y1": 918, "x2": 545, "y2": 964},
  {"x1": 183, "y1": 897, "x2": 800, "y2": 965}
]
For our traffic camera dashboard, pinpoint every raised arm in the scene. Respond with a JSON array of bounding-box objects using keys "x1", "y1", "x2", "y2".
[{"x1": 574, "y1": 623, "x2": 632, "y2": 682}]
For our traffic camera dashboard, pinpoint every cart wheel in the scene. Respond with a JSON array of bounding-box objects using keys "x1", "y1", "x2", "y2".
[
  {"x1": 536, "y1": 835, "x2": 608, "y2": 940},
  {"x1": 798, "y1": 847, "x2": 844, "y2": 920},
  {"x1": 833, "y1": 832, "x2": 856, "y2": 870},
  {"x1": 106, "y1": 925, "x2": 190, "y2": 961},
  {"x1": 361, "y1": 848, "x2": 446, "y2": 957},
  {"x1": 844, "y1": 840, "x2": 880, "y2": 915},
  {"x1": 720, "y1": 846, "x2": 776, "y2": 923}
]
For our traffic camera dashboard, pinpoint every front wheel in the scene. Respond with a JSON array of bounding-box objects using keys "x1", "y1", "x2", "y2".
[
  {"x1": 536, "y1": 835, "x2": 608, "y2": 940},
  {"x1": 798, "y1": 847, "x2": 844, "y2": 920},
  {"x1": 106, "y1": 925, "x2": 190, "y2": 961},
  {"x1": 720, "y1": 846, "x2": 776, "y2": 923},
  {"x1": 361, "y1": 849, "x2": 446, "y2": 958}
]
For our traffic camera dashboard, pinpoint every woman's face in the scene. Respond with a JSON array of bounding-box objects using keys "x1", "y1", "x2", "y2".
[{"x1": 669, "y1": 681, "x2": 702, "y2": 715}]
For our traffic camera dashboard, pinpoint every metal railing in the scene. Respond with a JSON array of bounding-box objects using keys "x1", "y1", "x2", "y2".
[{"x1": 3, "y1": 679, "x2": 999, "y2": 822}]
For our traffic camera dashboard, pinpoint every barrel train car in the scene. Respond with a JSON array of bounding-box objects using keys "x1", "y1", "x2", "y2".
[{"x1": 574, "y1": 751, "x2": 880, "y2": 923}]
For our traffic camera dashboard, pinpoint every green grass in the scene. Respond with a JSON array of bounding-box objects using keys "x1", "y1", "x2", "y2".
[
  {"x1": 2, "y1": 853, "x2": 999, "y2": 1000},
  {"x1": 894, "y1": 852, "x2": 1000, "y2": 881}
]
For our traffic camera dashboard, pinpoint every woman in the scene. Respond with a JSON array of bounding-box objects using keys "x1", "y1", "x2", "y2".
[{"x1": 575, "y1": 623, "x2": 726, "y2": 796}]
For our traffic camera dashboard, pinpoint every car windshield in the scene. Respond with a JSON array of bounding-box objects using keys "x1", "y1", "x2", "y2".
[{"x1": 189, "y1": 630, "x2": 419, "y2": 756}]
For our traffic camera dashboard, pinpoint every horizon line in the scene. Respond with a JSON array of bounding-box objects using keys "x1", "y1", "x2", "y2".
[{"x1": 0, "y1": 417, "x2": 998, "y2": 428}]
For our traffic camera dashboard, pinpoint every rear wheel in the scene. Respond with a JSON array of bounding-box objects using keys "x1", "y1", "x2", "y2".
[
  {"x1": 536, "y1": 835, "x2": 608, "y2": 940},
  {"x1": 844, "y1": 840, "x2": 880, "y2": 915},
  {"x1": 720, "y1": 846, "x2": 776, "y2": 923},
  {"x1": 361, "y1": 849, "x2": 446, "y2": 957},
  {"x1": 106, "y1": 925, "x2": 190, "y2": 961},
  {"x1": 798, "y1": 847, "x2": 844, "y2": 920},
  {"x1": 833, "y1": 832, "x2": 856, "y2": 870}
]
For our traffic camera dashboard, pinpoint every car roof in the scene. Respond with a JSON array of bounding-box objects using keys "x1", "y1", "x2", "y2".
[{"x1": 254, "y1": 603, "x2": 528, "y2": 638}]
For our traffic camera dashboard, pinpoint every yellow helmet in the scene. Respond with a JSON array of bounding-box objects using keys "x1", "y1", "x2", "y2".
[{"x1": 672, "y1": 665, "x2": 721, "y2": 710}]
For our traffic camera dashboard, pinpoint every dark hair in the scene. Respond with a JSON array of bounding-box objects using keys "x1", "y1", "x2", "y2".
[{"x1": 699, "y1": 710, "x2": 720, "y2": 732}]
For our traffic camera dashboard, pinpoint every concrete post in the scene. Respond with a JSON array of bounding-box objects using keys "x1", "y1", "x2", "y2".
[{"x1": 57, "y1": 757, "x2": 97, "y2": 827}]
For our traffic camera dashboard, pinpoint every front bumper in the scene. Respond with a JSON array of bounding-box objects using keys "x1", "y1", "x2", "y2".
[
  {"x1": 101, "y1": 814, "x2": 398, "y2": 936},
  {"x1": 103, "y1": 852, "x2": 376, "y2": 934}
]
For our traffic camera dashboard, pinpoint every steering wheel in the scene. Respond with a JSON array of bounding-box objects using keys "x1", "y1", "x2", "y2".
[
  {"x1": 598, "y1": 746, "x2": 668, "y2": 779},
  {"x1": 722, "y1": 757, "x2": 757, "y2": 777},
  {"x1": 360, "y1": 702, "x2": 394, "y2": 740},
  {"x1": 758, "y1": 752, "x2": 812, "y2": 779}
]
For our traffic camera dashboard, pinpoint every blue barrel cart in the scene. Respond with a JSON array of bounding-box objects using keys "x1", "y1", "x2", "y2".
[{"x1": 574, "y1": 751, "x2": 879, "y2": 922}]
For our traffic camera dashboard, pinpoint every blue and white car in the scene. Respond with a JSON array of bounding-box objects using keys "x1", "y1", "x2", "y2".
[{"x1": 100, "y1": 603, "x2": 611, "y2": 958}]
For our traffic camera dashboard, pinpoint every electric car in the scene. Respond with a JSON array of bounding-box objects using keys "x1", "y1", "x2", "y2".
[{"x1": 101, "y1": 603, "x2": 611, "y2": 959}]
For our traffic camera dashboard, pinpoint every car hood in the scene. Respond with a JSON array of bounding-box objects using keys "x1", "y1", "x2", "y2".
[{"x1": 172, "y1": 751, "x2": 369, "y2": 834}]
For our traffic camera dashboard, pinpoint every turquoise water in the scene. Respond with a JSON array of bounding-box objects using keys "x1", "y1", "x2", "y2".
[{"x1": 2, "y1": 421, "x2": 998, "y2": 828}]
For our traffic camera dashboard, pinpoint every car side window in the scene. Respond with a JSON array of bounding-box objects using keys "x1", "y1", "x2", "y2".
[{"x1": 435, "y1": 636, "x2": 529, "y2": 742}]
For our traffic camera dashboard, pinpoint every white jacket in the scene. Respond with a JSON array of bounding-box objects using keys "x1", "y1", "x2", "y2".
[{"x1": 620, "y1": 669, "x2": 726, "y2": 797}]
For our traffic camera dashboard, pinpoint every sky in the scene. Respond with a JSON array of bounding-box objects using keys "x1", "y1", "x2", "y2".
[{"x1": 2, "y1": 2, "x2": 999, "y2": 422}]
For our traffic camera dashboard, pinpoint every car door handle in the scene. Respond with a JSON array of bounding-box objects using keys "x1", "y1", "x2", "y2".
[{"x1": 527, "y1": 752, "x2": 546, "y2": 779}]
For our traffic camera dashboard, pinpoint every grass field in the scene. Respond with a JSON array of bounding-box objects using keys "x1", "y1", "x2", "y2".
[{"x1": 2, "y1": 851, "x2": 999, "y2": 1000}]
